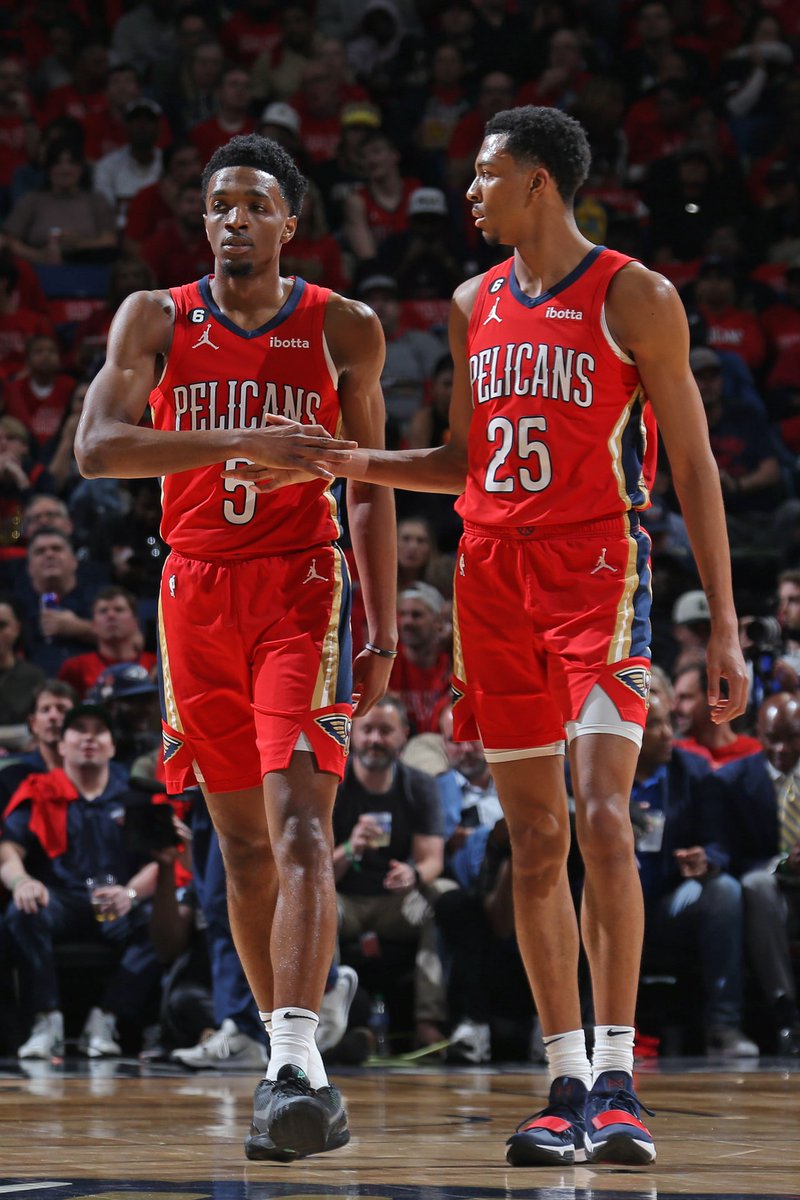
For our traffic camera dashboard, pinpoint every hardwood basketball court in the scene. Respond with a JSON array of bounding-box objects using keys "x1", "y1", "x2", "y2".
[{"x1": 1, "y1": 1057, "x2": 798, "y2": 1199}]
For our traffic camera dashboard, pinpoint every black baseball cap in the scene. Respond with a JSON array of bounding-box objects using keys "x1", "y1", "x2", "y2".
[{"x1": 61, "y1": 703, "x2": 114, "y2": 734}]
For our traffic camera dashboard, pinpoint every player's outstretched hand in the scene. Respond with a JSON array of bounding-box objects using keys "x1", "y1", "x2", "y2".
[
  {"x1": 220, "y1": 462, "x2": 317, "y2": 491},
  {"x1": 239, "y1": 413, "x2": 357, "y2": 480},
  {"x1": 351, "y1": 646, "x2": 394, "y2": 718},
  {"x1": 706, "y1": 628, "x2": 749, "y2": 724}
]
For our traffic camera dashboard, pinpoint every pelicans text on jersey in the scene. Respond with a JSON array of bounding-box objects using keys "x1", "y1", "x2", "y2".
[
  {"x1": 456, "y1": 246, "x2": 656, "y2": 529},
  {"x1": 150, "y1": 274, "x2": 342, "y2": 558}
]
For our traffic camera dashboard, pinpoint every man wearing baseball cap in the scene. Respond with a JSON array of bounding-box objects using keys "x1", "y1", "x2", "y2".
[{"x1": 0, "y1": 703, "x2": 160, "y2": 1060}]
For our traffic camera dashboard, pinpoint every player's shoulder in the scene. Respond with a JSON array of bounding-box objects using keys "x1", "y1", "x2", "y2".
[
  {"x1": 607, "y1": 259, "x2": 679, "y2": 311},
  {"x1": 117, "y1": 287, "x2": 175, "y2": 324},
  {"x1": 323, "y1": 290, "x2": 384, "y2": 368},
  {"x1": 453, "y1": 270, "x2": 490, "y2": 310}
]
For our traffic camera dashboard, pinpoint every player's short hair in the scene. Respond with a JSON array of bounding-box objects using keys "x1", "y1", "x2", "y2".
[
  {"x1": 483, "y1": 106, "x2": 591, "y2": 203},
  {"x1": 201, "y1": 133, "x2": 308, "y2": 216}
]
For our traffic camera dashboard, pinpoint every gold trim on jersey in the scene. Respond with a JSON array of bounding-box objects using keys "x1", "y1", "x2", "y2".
[
  {"x1": 312, "y1": 549, "x2": 344, "y2": 709},
  {"x1": 157, "y1": 593, "x2": 184, "y2": 733},
  {"x1": 608, "y1": 511, "x2": 640, "y2": 664},
  {"x1": 607, "y1": 384, "x2": 645, "y2": 509}
]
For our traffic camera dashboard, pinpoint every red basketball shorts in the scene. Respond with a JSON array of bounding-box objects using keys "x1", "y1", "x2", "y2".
[
  {"x1": 157, "y1": 545, "x2": 353, "y2": 794},
  {"x1": 451, "y1": 515, "x2": 652, "y2": 752}
]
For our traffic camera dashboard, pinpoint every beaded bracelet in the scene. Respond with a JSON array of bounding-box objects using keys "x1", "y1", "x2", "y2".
[{"x1": 365, "y1": 642, "x2": 398, "y2": 659}]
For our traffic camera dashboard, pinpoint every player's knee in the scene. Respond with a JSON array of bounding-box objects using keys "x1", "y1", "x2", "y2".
[
  {"x1": 577, "y1": 794, "x2": 636, "y2": 865},
  {"x1": 216, "y1": 827, "x2": 271, "y2": 878},
  {"x1": 271, "y1": 812, "x2": 333, "y2": 872},
  {"x1": 508, "y1": 807, "x2": 569, "y2": 872}
]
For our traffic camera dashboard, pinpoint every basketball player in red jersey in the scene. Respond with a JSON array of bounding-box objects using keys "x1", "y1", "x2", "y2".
[
  {"x1": 248, "y1": 106, "x2": 750, "y2": 1166},
  {"x1": 75, "y1": 135, "x2": 398, "y2": 1161}
]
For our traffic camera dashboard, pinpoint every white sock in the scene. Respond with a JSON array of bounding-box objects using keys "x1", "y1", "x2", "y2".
[
  {"x1": 258, "y1": 1010, "x2": 272, "y2": 1074},
  {"x1": 306, "y1": 1037, "x2": 329, "y2": 1090},
  {"x1": 266, "y1": 1006, "x2": 319, "y2": 1081},
  {"x1": 543, "y1": 1028, "x2": 592, "y2": 1090},
  {"x1": 592, "y1": 1025, "x2": 635, "y2": 1081}
]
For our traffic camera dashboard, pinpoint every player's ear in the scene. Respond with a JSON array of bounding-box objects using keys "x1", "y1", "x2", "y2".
[{"x1": 281, "y1": 216, "x2": 298, "y2": 243}]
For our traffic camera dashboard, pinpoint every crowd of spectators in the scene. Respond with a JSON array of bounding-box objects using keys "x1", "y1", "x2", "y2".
[{"x1": 1, "y1": 0, "x2": 800, "y2": 1064}]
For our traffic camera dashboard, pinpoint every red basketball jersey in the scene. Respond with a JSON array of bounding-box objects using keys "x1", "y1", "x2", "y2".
[
  {"x1": 456, "y1": 247, "x2": 656, "y2": 528},
  {"x1": 150, "y1": 276, "x2": 342, "y2": 558}
]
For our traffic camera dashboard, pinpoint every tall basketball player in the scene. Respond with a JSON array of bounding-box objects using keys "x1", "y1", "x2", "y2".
[
  {"x1": 245, "y1": 106, "x2": 749, "y2": 1166},
  {"x1": 75, "y1": 135, "x2": 398, "y2": 1161}
]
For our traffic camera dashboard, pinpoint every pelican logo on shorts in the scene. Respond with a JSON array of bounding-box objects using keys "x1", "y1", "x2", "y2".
[
  {"x1": 314, "y1": 712, "x2": 351, "y2": 753},
  {"x1": 613, "y1": 666, "x2": 651, "y2": 702},
  {"x1": 188, "y1": 307, "x2": 208, "y2": 324},
  {"x1": 162, "y1": 730, "x2": 184, "y2": 763}
]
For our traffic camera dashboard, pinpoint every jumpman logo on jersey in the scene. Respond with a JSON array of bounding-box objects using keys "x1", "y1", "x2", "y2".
[
  {"x1": 303, "y1": 558, "x2": 328, "y2": 584},
  {"x1": 590, "y1": 547, "x2": 619, "y2": 574},
  {"x1": 192, "y1": 322, "x2": 219, "y2": 350},
  {"x1": 483, "y1": 297, "x2": 502, "y2": 325}
]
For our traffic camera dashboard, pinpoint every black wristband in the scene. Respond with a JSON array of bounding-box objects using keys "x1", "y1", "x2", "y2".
[{"x1": 365, "y1": 641, "x2": 398, "y2": 659}]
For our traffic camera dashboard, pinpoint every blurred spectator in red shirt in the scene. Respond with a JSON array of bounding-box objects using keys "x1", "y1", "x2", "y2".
[
  {"x1": 625, "y1": 79, "x2": 697, "y2": 180},
  {"x1": 70, "y1": 258, "x2": 156, "y2": 377},
  {"x1": 290, "y1": 38, "x2": 367, "y2": 163},
  {"x1": 446, "y1": 69, "x2": 515, "y2": 194},
  {"x1": 124, "y1": 142, "x2": 202, "y2": 250},
  {"x1": 694, "y1": 257, "x2": 767, "y2": 372},
  {"x1": 763, "y1": 263, "x2": 800, "y2": 365},
  {"x1": 190, "y1": 66, "x2": 256, "y2": 163},
  {"x1": 38, "y1": 41, "x2": 110, "y2": 128},
  {"x1": 279, "y1": 180, "x2": 349, "y2": 294},
  {"x1": 221, "y1": 0, "x2": 281, "y2": 67},
  {"x1": 390, "y1": 582, "x2": 452, "y2": 736},
  {"x1": 140, "y1": 181, "x2": 213, "y2": 289},
  {"x1": 343, "y1": 131, "x2": 421, "y2": 264},
  {"x1": 83, "y1": 64, "x2": 171, "y2": 163},
  {"x1": 0, "y1": 252, "x2": 51, "y2": 382},
  {"x1": 4, "y1": 334, "x2": 75, "y2": 449},
  {"x1": 59, "y1": 585, "x2": 155, "y2": 698},
  {"x1": 251, "y1": 2, "x2": 322, "y2": 104},
  {"x1": 0, "y1": 56, "x2": 37, "y2": 197}
]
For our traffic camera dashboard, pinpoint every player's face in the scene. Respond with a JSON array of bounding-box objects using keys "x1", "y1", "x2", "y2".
[
  {"x1": 467, "y1": 135, "x2": 538, "y2": 247},
  {"x1": 204, "y1": 166, "x2": 297, "y2": 278}
]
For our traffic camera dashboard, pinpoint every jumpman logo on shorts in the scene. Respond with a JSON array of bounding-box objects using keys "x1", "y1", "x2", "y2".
[
  {"x1": 303, "y1": 558, "x2": 328, "y2": 584},
  {"x1": 192, "y1": 322, "x2": 219, "y2": 350},
  {"x1": 591, "y1": 547, "x2": 619, "y2": 574}
]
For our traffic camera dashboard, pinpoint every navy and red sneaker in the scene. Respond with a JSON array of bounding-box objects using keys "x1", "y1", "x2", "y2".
[
  {"x1": 584, "y1": 1070, "x2": 656, "y2": 1165},
  {"x1": 506, "y1": 1076, "x2": 588, "y2": 1166}
]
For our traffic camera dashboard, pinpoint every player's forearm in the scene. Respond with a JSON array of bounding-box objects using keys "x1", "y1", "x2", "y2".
[
  {"x1": 671, "y1": 462, "x2": 738, "y2": 629},
  {"x1": 348, "y1": 480, "x2": 398, "y2": 647},
  {"x1": 339, "y1": 441, "x2": 467, "y2": 495},
  {"x1": 75, "y1": 416, "x2": 247, "y2": 480}
]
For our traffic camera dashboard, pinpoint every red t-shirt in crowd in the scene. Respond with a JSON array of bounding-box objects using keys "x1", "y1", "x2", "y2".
[{"x1": 58, "y1": 650, "x2": 157, "y2": 699}]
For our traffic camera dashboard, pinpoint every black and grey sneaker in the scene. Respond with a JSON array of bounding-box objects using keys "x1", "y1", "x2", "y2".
[{"x1": 244, "y1": 1064, "x2": 350, "y2": 1161}]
